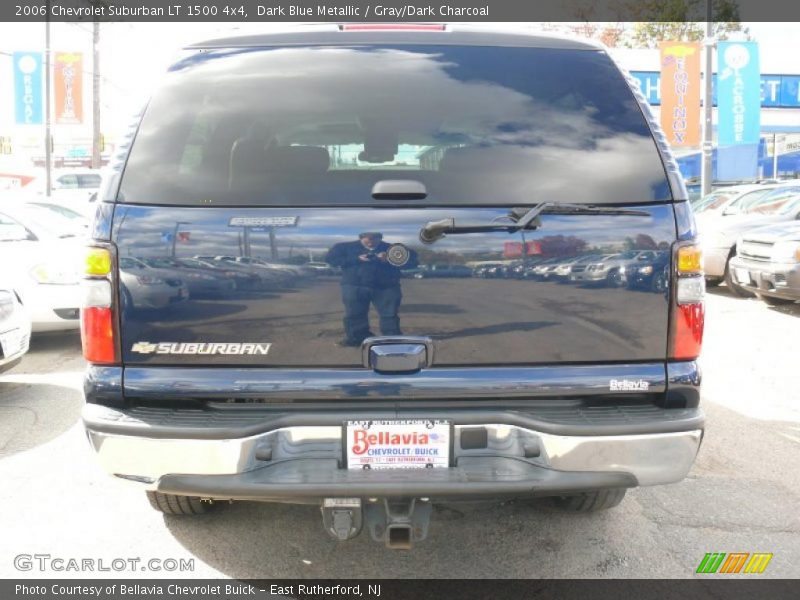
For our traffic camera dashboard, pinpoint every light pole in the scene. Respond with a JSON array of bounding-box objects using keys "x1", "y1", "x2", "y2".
[
  {"x1": 171, "y1": 221, "x2": 191, "y2": 257},
  {"x1": 44, "y1": 0, "x2": 52, "y2": 196},
  {"x1": 700, "y1": 1, "x2": 715, "y2": 197}
]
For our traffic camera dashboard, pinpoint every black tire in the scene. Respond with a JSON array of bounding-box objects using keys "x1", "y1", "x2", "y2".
[
  {"x1": 705, "y1": 277, "x2": 723, "y2": 288},
  {"x1": 606, "y1": 269, "x2": 623, "y2": 288},
  {"x1": 723, "y1": 255, "x2": 753, "y2": 298},
  {"x1": 757, "y1": 293, "x2": 795, "y2": 306},
  {"x1": 552, "y1": 488, "x2": 627, "y2": 512},
  {"x1": 652, "y1": 269, "x2": 668, "y2": 294},
  {"x1": 146, "y1": 491, "x2": 215, "y2": 515}
]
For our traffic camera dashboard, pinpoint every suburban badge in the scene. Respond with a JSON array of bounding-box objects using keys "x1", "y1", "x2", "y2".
[{"x1": 131, "y1": 342, "x2": 271, "y2": 355}]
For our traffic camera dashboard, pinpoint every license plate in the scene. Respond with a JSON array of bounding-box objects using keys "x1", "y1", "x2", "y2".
[
  {"x1": 345, "y1": 419, "x2": 451, "y2": 470},
  {"x1": 0, "y1": 329, "x2": 24, "y2": 357},
  {"x1": 735, "y1": 268, "x2": 751, "y2": 284}
]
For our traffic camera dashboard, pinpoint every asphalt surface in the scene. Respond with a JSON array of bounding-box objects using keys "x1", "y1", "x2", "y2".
[{"x1": 0, "y1": 287, "x2": 798, "y2": 579}]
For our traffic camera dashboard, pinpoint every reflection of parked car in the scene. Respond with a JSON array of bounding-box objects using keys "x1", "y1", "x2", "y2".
[
  {"x1": 0, "y1": 204, "x2": 83, "y2": 331},
  {"x1": 0, "y1": 288, "x2": 31, "y2": 373},
  {"x1": 215, "y1": 256, "x2": 311, "y2": 280},
  {"x1": 177, "y1": 258, "x2": 261, "y2": 291},
  {"x1": 701, "y1": 194, "x2": 800, "y2": 296},
  {"x1": 529, "y1": 257, "x2": 561, "y2": 280},
  {"x1": 118, "y1": 257, "x2": 189, "y2": 310},
  {"x1": 472, "y1": 263, "x2": 507, "y2": 278},
  {"x1": 729, "y1": 222, "x2": 800, "y2": 306},
  {"x1": 567, "y1": 254, "x2": 615, "y2": 284},
  {"x1": 305, "y1": 261, "x2": 337, "y2": 275},
  {"x1": 193, "y1": 256, "x2": 284, "y2": 288},
  {"x1": 599, "y1": 250, "x2": 661, "y2": 288},
  {"x1": 554, "y1": 255, "x2": 602, "y2": 282},
  {"x1": 413, "y1": 264, "x2": 472, "y2": 278},
  {"x1": 624, "y1": 251, "x2": 670, "y2": 292},
  {"x1": 137, "y1": 257, "x2": 235, "y2": 298}
]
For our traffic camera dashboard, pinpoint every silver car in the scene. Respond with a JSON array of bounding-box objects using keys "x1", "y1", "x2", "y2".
[
  {"x1": 701, "y1": 193, "x2": 800, "y2": 296},
  {"x1": 0, "y1": 288, "x2": 31, "y2": 373},
  {"x1": 729, "y1": 221, "x2": 800, "y2": 306}
]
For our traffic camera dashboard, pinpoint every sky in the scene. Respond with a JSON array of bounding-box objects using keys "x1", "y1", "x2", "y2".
[{"x1": 0, "y1": 21, "x2": 798, "y2": 138}]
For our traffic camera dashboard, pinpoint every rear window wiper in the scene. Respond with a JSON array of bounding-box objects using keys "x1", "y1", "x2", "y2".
[{"x1": 419, "y1": 203, "x2": 650, "y2": 244}]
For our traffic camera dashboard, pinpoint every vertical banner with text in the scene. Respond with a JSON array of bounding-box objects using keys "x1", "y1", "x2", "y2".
[
  {"x1": 13, "y1": 51, "x2": 43, "y2": 125},
  {"x1": 659, "y1": 41, "x2": 701, "y2": 147},
  {"x1": 55, "y1": 52, "x2": 83, "y2": 124},
  {"x1": 717, "y1": 41, "x2": 760, "y2": 180}
]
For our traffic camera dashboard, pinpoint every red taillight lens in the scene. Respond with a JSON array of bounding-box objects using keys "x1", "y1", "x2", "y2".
[
  {"x1": 80, "y1": 246, "x2": 118, "y2": 364},
  {"x1": 81, "y1": 306, "x2": 117, "y2": 364},
  {"x1": 670, "y1": 243, "x2": 705, "y2": 361},
  {"x1": 672, "y1": 303, "x2": 705, "y2": 360}
]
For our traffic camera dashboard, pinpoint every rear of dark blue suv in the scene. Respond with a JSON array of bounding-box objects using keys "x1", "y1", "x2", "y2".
[{"x1": 81, "y1": 25, "x2": 705, "y2": 547}]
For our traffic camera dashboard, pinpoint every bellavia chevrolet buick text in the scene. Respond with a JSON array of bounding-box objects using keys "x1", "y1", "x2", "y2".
[{"x1": 80, "y1": 24, "x2": 705, "y2": 548}]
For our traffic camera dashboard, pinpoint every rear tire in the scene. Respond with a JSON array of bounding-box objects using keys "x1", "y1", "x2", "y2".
[
  {"x1": 723, "y1": 255, "x2": 753, "y2": 298},
  {"x1": 757, "y1": 293, "x2": 794, "y2": 306},
  {"x1": 146, "y1": 491, "x2": 215, "y2": 515},
  {"x1": 552, "y1": 488, "x2": 627, "y2": 512}
]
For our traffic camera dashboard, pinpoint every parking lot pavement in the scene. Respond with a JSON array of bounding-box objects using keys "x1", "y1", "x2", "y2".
[{"x1": 0, "y1": 291, "x2": 798, "y2": 579}]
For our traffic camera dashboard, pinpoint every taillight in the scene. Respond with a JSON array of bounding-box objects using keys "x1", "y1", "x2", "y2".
[
  {"x1": 670, "y1": 244, "x2": 705, "y2": 360},
  {"x1": 80, "y1": 246, "x2": 118, "y2": 364}
]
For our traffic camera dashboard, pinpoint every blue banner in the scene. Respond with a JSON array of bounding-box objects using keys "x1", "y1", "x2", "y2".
[
  {"x1": 13, "y1": 51, "x2": 43, "y2": 125},
  {"x1": 630, "y1": 71, "x2": 800, "y2": 109},
  {"x1": 716, "y1": 42, "x2": 761, "y2": 146}
]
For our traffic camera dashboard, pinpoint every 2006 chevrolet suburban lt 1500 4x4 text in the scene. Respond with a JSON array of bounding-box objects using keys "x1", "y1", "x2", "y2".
[{"x1": 80, "y1": 24, "x2": 705, "y2": 548}]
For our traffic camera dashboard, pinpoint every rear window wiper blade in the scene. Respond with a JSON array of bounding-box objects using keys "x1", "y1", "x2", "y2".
[{"x1": 419, "y1": 203, "x2": 650, "y2": 244}]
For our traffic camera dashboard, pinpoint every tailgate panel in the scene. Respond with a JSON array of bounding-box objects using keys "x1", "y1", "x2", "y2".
[{"x1": 113, "y1": 204, "x2": 675, "y2": 367}]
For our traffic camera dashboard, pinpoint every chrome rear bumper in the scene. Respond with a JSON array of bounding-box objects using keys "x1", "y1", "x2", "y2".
[{"x1": 83, "y1": 404, "x2": 703, "y2": 496}]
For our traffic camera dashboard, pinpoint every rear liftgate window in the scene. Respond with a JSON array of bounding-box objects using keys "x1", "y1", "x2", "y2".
[{"x1": 119, "y1": 45, "x2": 671, "y2": 206}]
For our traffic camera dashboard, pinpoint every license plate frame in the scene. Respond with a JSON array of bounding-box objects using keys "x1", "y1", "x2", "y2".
[
  {"x1": 343, "y1": 419, "x2": 453, "y2": 470},
  {"x1": 735, "y1": 268, "x2": 751, "y2": 285}
]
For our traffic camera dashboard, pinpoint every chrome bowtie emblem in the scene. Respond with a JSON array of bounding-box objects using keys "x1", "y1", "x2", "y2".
[{"x1": 131, "y1": 342, "x2": 157, "y2": 354}]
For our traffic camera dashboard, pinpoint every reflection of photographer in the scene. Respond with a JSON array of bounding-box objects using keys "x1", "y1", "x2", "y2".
[{"x1": 325, "y1": 232, "x2": 418, "y2": 347}]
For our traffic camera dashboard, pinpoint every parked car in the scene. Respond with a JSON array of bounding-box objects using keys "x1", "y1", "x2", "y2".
[
  {"x1": 305, "y1": 261, "x2": 337, "y2": 276},
  {"x1": 552, "y1": 255, "x2": 605, "y2": 283},
  {"x1": 701, "y1": 194, "x2": 800, "y2": 295},
  {"x1": 81, "y1": 26, "x2": 704, "y2": 547},
  {"x1": 528, "y1": 257, "x2": 561, "y2": 280},
  {"x1": 118, "y1": 257, "x2": 190, "y2": 311},
  {"x1": 22, "y1": 169, "x2": 105, "y2": 217},
  {"x1": 729, "y1": 222, "x2": 800, "y2": 306},
  {"x1": 695, "y1": 182, "x2": 800, "y2": 230},
  {"x1": 192, "y1": 256, "x2": 285, "y2": 289},
  {"x1": 413, "y1": 264, "x2": 472, "y2": 278},
  {"x1": 135, "y1": 257, "x2": 235, "y2": 298},
  {"x1": 693, "y1": 184, "x2": 769, "y2": 216},
  {"x1": 623, "y1": 250, "x2": 671, "y2": 292},
  {"x1": 0, "y1": 204, "x2": 83, "y2": 332},
  {"x1": 472, "y1": 263, "x2": 509, "y2": 278},
  {"x1": 177, "y1": 258, "x2": 262, "y2": 291},
  {"x1": 25, "y1": 201, "x2": 90, "y2": 231},
  {"x1": 567, "y1": 254, "x2": 615, "y2": 284},
  {"x1": 0, "y1": 287, "x2": 31, "y2": 373}
]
